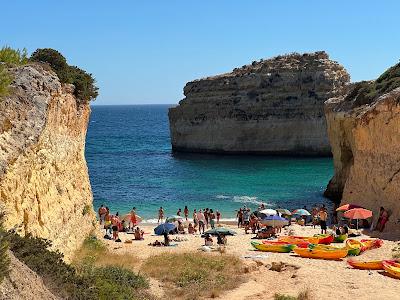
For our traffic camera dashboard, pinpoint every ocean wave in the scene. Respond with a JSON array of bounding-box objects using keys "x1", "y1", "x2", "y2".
[
  {"x1": 232, "y1": 195, "x2": 274, "y2": 207},
  {"x1": 215, "y1": 195, "x2": 231, "y2": 199}
]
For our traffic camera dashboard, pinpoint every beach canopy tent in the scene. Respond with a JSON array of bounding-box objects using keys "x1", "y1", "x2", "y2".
[
  {"x1": 336, "y1": 204, "x2": 364, "y2": 211},
  {"x1": 276, "y1": 208, "x2": 291, "y2": 215},
  {"x1": 154, "y1": 223, "x2": 176, "y2": 235},
  {"x1": 259, "y1": 209, "x2": 277, "y2": 216},
  {"x1": 203, "y1": 227, "x2": 237, "y2": 236},
  {"x1": 260, "y1": 215, "x2": 288, "y2": 227},
  {"x1": 292, "y1": 209, "x2": 311, "y2": 216},
  {"x1": 344, "y1": 208, "x2": 372, "y2": 230},
  {"x1": 166, "y1": 215, "x2": 183, "y2": 223}
]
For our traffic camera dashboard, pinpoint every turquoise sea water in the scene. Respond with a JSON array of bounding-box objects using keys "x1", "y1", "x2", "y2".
[{"x1": 86, "y1": 105, "x2": 334, "y2": 222}]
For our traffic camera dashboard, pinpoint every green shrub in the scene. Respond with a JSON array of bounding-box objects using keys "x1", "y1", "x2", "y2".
[
  {"x1": 0, "y1": 64, "x2": 13, "y2": 97},
  {"x1": 82, "y1": 204, "x2": 92, "y2": 216},
  {"x1": 349, "y1": 62, "x2": 400, "y2": 107},
  {"x1": 30, "y1": 48, "x2": 98, "y2": 103},
  {"x1": 0, "y1": 211, "x2": 10, "y2": 284},
  {"x1": 8, "y1": 233, "x2": 150, "y2": 299},
  {"x1": 0, "y1": 46, "x2": 28, "y2": 65}
]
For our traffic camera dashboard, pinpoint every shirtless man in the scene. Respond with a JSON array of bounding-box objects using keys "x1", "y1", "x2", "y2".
[
  {"x1": 111, "y1": 212, "x2": 120, "y2": 240},
  {"x1": 158, "y1": 207, "x2": 164, "y2": 223},
  {"x1": 318, "y1": 208, "x2": 328, "y2": 234}
]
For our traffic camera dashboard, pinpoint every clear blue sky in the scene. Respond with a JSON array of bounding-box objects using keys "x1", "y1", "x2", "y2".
[{"x1": 1, "y1": 1, "x2": 399, "y2": 105}]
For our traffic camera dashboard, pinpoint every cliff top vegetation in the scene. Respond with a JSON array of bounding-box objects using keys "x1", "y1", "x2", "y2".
[
  {"x1": 347, "y1": 61, "x2": 400, "y2": 107},
  {"x1": 0, "y1": 46, "x2": 98, "y2": 104}
]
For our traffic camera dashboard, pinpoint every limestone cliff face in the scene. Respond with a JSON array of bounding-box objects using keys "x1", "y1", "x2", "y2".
[
  {"x1": 0, "y1": 64, "x2": 95, "y2": 260},
  {"x1": 169, "y1": 51, "x2": 350, "y2": 155},
  {"x1": 324, "y1": 87, "x2": 400, "y2": 230}
]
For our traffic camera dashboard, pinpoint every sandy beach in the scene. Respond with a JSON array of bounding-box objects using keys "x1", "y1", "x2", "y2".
[{"x1": 100, "y1": 222, "x2": 400, "y2": 300}]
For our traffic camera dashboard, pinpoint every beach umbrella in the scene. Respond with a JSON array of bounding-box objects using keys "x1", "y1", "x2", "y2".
[
  {"x1": 260, "y1": 215, "x2": 288, "y2": 227},
  {"x1": 121, "y1": 214, "x2": 142, "y2": 224},
  {"x1": 203, "y1": 227, "x2": 237, "y2": 236},
  {"x1": 336, "y1": 204, "x2": 364, "y2": 211},
  {"x1": 276, "y1": 208, "x2": 291, "y2": 215},
  {"x1": 166, "y1": 215, "x2": 183, "y2": 223},
  {"x1": 154, "y1": 222, "x2": 176, "y2": 235},
  {"x1": 259, "y1": 209, "x2": 277, "y2": 216},
  {"x1": 344, "y1": 208, "x2": 372, "y2": 230},
  {"x1": 292, "y1": 209, "x2": 311, "y2": 216}
]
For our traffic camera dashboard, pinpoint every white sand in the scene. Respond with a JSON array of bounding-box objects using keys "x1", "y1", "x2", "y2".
[{"x1": 101, "y1": 223, "x2": 400, "y2": 300}]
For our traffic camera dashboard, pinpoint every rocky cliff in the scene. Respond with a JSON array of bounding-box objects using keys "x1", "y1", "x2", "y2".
[
  {"x1": 324, "y1": 62, "x2": 400, "y2": 230},
  {"x1": 169, "y1": 51, "x2": 350, "y2": 155},
  {"x1": 0, "y1": 64, "x2": 95, "y2": 259}
]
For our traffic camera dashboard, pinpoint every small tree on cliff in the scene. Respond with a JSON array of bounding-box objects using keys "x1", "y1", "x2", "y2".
[
  {"x1": 30, "y1": 48, "x2": 98, "y2": 103},
  {"x1": 0, "y1": 210, "x2": 10, "y2": 283}
]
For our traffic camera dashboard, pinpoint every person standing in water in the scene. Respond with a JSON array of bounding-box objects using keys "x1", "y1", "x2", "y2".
[
  {"x1": 158, "y1": 207, "x2": 164, "y2": 223},
  {"x1": 184, "y1": 206, "x2": 189, "y2": 220}
]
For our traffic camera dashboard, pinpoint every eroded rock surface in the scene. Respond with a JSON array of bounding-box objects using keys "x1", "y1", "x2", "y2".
[
  {"x1": 325, "y1": 86, "x2": 400, "y2": 230},
  {"x1": 169, "y1": 51, "x2": 350, "y2": 155},
  {"x1": 0, "y1": 64, "x2": 95, "y2": 260}
]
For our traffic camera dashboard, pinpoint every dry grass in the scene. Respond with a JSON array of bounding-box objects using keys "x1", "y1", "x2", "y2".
[
  {"x1": 274, "y1": 289, "x2": 312, "y2": 300},
  {"x1": 392, "y1": 243, "x2": 400, "y2": 259},
  {"x1": 73, "y1": 235, "x2": 139, "y2": 270},
  {"x1": 141, "y1": 252, "x2": 246, "y2": 300}
]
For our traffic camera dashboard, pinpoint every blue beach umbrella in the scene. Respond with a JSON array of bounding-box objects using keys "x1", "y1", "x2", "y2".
[
  {"x1": 154, "y1": 223, "x2": 176, "y2": 235},
  {"x1": 260, "y1": 215, "x2": 288, "y2": 227}
]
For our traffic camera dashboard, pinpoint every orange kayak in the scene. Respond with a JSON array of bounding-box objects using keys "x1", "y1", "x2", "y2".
[
  {"x1": 294, "y1": 247, "x2": 348, "y2": 260},
  {"x1": 279, "y1": 235, "x2": 333, "y2": 245},
  {"x1": 348, "y1": 259, "x2": 396, "y2": 270},
  {"x1": 383, "y1": 261, "x2": 400, "y2": 279},
  {"x1": 264, "y1": 240, "x2": 309, "y2": 248}
]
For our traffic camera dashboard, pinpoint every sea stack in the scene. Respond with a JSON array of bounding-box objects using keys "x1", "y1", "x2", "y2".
[
  {"x1": 324, "y1": 62, "x2": 400, "y2": 230},
  {"x1": 169, "y1": 51, "x2": 350, "y2": 156},
  {"x1": 0, "y1": 64, "x2": 95, "y2": 259}
]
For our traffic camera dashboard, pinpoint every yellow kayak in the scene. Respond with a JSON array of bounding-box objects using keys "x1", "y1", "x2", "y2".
[
  {"x1": 294, "y1": 247, "x2": 348, "y2": 260},
  {"x1": 348, "y1": 259, "x2": 396, "y2": 270},
  {"x1": 383, "y1": 261, "x2": 400, "y2": 279},
  {"x1": 309, "y1": 244, "x2": 347, "y2": 251}
]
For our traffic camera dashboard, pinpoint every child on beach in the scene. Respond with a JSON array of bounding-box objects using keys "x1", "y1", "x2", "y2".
[
  {"x1": 184, "y1": 206, "x2": 189, "y2": 220},
  {"x1": 177, "y1": 208, "x2": 182, "y2": 216}
]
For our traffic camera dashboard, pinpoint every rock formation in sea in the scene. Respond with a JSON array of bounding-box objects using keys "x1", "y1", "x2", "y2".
[
  {"x1": 169, "y1": 51, "x2": 350, "y2": 156},
  {"x1": 0, "y1": 64, "x2": 95, "y2": 259},
  {"x1": 324, "y1": 62, "x2": 400, "y2": 230}
]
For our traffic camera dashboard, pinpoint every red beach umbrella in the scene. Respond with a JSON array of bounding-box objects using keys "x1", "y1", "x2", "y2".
[
  {"x1": 344, "y1": 208, "x2": 372, "y2": 230},
  {"x1": 336, "y1": 204, "x2": 364, "y2": 211}
]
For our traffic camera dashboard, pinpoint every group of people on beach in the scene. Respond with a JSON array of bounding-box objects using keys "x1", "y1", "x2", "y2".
[
  {"x1": 158, "y1": 206, "x2": 222, "y2": 234},
  {"x1": 98, "y1": 205, "x2": 143, "y2": 241}
]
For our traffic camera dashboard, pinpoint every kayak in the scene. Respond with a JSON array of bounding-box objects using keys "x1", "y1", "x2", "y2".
[
  {"x1": 279, "y1": 235, "x2": 333, "y2": 245},
  {"x1": 294, "y1": 247, "x2": 348, "y2": 260},
  {"x1": 348, "y1": 259, "x2": 397, "y2": 270},
  {"x1": 309, "y1": 244, "x2": 347, "y2": 251},
  {"x1": 263, "y1": 240, "x2": 309, "y2": 248},
  {"x1": 383, "y1": 261, "x2": 400, "y2": 279},
  {"x1": 360, "y1": 239, "x2": 383, "y2": 251},
  {"x1": 334, "y1": 234, "x2": 348, "y2": 243},
  {"x1": 346, "y1": 239, "x2": 362, "y2": 256},
  {"x1": 313, "y1": 234, "x2": 335, "y2": 245},
  {"x1": 251, "y1": 241, "x2": 295, "y2": 253}
]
